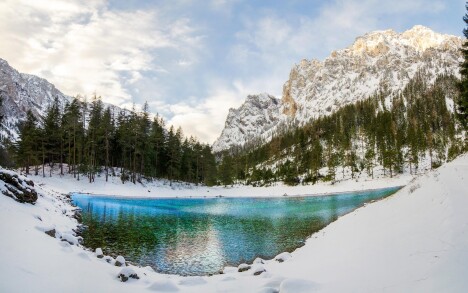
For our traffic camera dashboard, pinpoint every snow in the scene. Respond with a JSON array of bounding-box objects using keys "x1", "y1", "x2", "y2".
[
  {"x1": 213, "y1": 25, "x2": 462, "y2": 152},
  {"x1": 1, "y1": 154, "x2": 468, "y2": 292},
  {"x1": 29, "y1": 164, "x2": 412, "y2": 199}
]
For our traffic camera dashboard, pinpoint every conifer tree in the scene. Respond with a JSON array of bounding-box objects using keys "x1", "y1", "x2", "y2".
[{"x1": 458, "y1": 3, "x2": 468, "y2": 128}]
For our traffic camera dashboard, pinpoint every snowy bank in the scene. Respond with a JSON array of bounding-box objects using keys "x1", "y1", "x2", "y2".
[
  {"x1": 30, "y1": 165, "x2": 413, "y2": 198},
  {"x1": 0, "y1": 154, "x2": 467, "y2": 292}
]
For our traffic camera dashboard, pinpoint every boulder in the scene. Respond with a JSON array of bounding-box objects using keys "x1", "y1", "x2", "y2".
[
  {"x1": 274, "y1": 252, "x2": 292, "y2": 263},
  {"x1": 44, "y1": 229, "x2": 56, "y2": 238},
  {"x1": 115, "y1": 255, "x2": 126, "y2": 267},
  {"x1": 237, "y1": 263, "x2": 251, "y2": 272},
  {"x1": 118, "y1": 267, "x2": 139, "y2": 282},
  {"x1": 0, "y1": 171, "x2": 37, "y2": 204},
  {"x1": 95, "y1": 248, "x2": 104, "y2": 259}
]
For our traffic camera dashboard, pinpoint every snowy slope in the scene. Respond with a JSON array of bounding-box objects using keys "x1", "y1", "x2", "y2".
[
  {"x1": 213, "y1": 25, "x2": 462, "y2": 152},
  {"x1": 1, "y1": 154, "x2": 467, "y2": 292},
  {"x1": 0, "y1": 58, "x2": 123, "y2": 142},
  {"x1": 0, "y1": 58, "x2": 71, "y2": 140}
]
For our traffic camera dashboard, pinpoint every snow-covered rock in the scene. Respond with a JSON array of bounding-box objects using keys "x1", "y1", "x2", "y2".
[
  {"x1": 118, "y1": 267, "x2": 139, "y2": 282},
  {"x1": 274, "y1": 252, "x2": 292, "y2": 263},
  {"x1": 213, "y1": 25, "x2": 462, "y2": 152},
  {"x1": 237, "y1": 263, "x2": 251, "y2": 272},
  {"x1": 60, "y1": 232, "x2": 81, "y2": 246},
  {"x1": 253, "y1": 257, "x2": 265, "y2": 265},
  {"x1": 0, "y1": 169, "x2": 37, "y2": 204},
  {"x1": 115, "y1": 255, "x2": 126, "y2": 267},
  {"x1": 95, "y1": 248, "x2": 104, "y2": 259}
]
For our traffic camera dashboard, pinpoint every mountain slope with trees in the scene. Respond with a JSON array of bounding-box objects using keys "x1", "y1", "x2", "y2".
[{"x1": 217, "y1": 72, "x2": 466, "y2": 186}]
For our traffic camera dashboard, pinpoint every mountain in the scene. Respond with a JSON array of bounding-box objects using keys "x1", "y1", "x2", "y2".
[
  {"x1": 213, "y1": 25, "x2": 462, "y2": 153},
  {"x1": 212, "y1": 93, "x2": 281, "y2": 151},
  {"x1": 0, "y1": 58, "x2": 71, "y2": 140},
  {"x1": 0, "y1": 59, "x2": 124, "y2": 143}
]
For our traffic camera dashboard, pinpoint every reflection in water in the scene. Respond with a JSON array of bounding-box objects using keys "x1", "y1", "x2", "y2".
[{"x1": 73, "y1": 187, "x2": 400, "y2": 276}]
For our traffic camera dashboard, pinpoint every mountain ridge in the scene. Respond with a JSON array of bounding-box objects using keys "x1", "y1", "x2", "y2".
[{"x1": 212, "y1": 25, "x2": 462, "y2": 153}]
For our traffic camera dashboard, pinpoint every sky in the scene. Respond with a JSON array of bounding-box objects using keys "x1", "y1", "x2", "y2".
[{"x1": 0, "y1": 0, "x2": 464, "y2": 143}]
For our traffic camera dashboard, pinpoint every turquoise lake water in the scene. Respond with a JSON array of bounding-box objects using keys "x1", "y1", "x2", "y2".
[{"x1": 72, "y1": 186, "x2": 400, "y2": 276}]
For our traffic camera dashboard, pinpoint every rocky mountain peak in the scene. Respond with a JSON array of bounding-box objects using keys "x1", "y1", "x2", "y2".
[
  {"x1": 213, "y1": 26, "x2": 462, "y2": 152},
  {"x1": 0, "y1": 58, "x2": 71, "y2": 140}
]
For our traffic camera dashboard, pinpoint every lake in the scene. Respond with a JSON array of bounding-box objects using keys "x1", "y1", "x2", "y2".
[{"x1": 72, "y1": 187, "x2": 400, "y2": 276}]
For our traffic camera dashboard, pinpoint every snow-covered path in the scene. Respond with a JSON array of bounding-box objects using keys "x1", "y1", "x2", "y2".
[{"x1": 0, "y1": 155, "x2": 467, "y2": 292}]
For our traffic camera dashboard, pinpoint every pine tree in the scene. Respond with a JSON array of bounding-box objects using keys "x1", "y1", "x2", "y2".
[
  {"x1": 17, "y1": 110, "x2": 39, "y2": 174},
  {"x1": 458, "y1": 3, "x2": 468, "y2": 128}
]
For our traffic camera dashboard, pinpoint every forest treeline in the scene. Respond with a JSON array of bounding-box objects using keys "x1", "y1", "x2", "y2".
[
  {"x1": 217, "y1": 72, "x2": 467, "y2": 186},
  {"x1": 9, "y1": 72, "x2": 468, "y2": 187},
  {"x1": 14, "y1": 97, "x2": 217, "y2": 185}
]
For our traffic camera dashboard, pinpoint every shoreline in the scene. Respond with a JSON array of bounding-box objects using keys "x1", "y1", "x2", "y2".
[{"x1": 70, "y1": 185, "x2": 404, "y2": 200}]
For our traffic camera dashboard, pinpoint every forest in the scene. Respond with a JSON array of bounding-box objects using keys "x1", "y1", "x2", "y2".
[
  {"x1": 7, "y1": 71, "x2": 468, "y2": 187},
  {"x1": 217, "y1": 72, "x2": 467, "y2": 186},
  {"x1": 13, "y1": 97, "x2": 217, "y2": 186}
]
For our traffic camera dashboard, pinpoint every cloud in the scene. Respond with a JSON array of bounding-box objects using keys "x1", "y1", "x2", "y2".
[
  {"x1": 0, "y1": 0, "x2": 202, "y2": 106},
  {"x1": 0, "y1": 0, "x2": 455, "y2": 145},
  {"x1": 167, "y1": 82, "x2": 247, "y2": 143}
]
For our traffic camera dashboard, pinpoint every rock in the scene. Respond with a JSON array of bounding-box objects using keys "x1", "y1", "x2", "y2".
[
  {"x1": 238, "y1": 263, "x2": 251, "y2": 272},
  {"x1": 60, "y1": 233, "x2": 80, "y2": 245},
  {"x1": 253, "y1": 266, "x2": 266, "y2": 276},
  {"x1": 0, "y1": 171, "x2": 38, "y2": 204},
  {"x1": 95, "y1": 248, "x2": 104, "y2": 259},
  {"x1": 44, "y1": 229, "x2": 56, "y2": 238},
  {"x1": 253, "y1": 257, "x2": 265, "y2": 264},
  {"x1": 275, "y1": 252, "x2": 292, "y2": 263},
  {"x1": 118, "y1": 267, "x2": 139, "y2": 282},
  {"x1": 104, "y1": 256, "x2": 114, "y2": 264},
  {"x1": 115, "y1": 255, "x2": 126, "y2": 267}
]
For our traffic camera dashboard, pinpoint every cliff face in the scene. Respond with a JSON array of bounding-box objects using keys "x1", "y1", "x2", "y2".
[
  {"x1": 212, "y1": 93, "x2": 281, "y2": 152},
  {"x1": 213, "y1": 25, "x2": 462, "y2": 152}
]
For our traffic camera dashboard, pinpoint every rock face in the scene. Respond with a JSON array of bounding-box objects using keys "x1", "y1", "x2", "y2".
[
  {"x1": 0, "y1": 169, "x2": 38, "y2": 204},
  {"x1": 212, "y1": 93, "x2": 281, "y2": 152},
  {"x1": 0, "y1": 59, "x2": 71, "y2": 141},
  {"x1": 212, "y1": 25, "x2": 462, "y2": 152},
  {"x1": 0, "y1": 59, "x2": 122, "y2": 143}
]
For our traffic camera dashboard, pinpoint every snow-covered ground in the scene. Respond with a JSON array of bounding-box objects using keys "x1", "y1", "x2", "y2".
[
  {"x1": 29, "y1": 165, "x2": 412, "y2": 199},
  {"x1": 1, "y1": 155, "x2": 467, "y2": 292}
]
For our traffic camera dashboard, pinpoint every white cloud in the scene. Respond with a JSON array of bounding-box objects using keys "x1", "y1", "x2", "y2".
[
  {"x1": 167, "y1": 82, "x2": 247, "y2": 143},
  {"x1": 0, "y1": 0, "x2": 202, "y2": 106}
]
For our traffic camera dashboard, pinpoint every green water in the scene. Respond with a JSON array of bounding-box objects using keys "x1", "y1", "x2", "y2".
[{"x1": 72, "y1": 186, "x2": 400, "y2": 276}]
